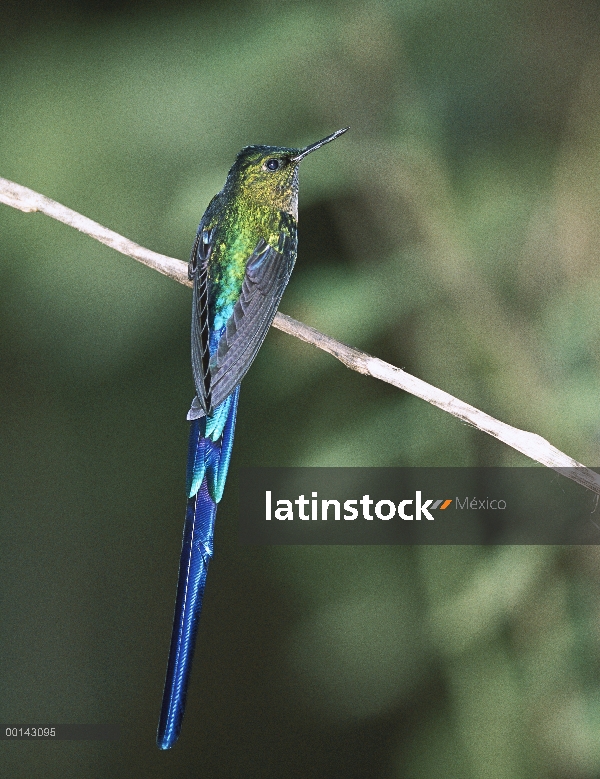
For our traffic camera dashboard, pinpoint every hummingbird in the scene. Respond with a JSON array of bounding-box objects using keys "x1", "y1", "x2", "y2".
[{"x1": 157, "y1": 127, "x2": 349, "y2": 750}]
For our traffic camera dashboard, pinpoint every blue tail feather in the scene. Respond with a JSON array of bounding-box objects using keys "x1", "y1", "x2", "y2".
[
  {"x1": 157, "y1": 386, "x2": 240, "y2": 750},
  {"x1": 209, "y1": 387, "x2": 239, "y2": 503}
]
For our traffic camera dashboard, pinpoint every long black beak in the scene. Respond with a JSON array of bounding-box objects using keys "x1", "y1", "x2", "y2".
[{"x1": 290, "y1": 127, "x2": 349, "y2": 163}]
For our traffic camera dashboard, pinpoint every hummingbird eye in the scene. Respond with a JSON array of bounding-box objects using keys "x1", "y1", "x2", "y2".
[{"x1": 265, "y1": 158, "x2": 280, "y2": 171}]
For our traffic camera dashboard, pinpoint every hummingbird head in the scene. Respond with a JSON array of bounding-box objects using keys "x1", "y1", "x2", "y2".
[{"x1": 227, "y1": 127, "x2": 349, "y2": 219}]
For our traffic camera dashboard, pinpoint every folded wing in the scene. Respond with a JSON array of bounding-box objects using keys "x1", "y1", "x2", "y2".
[{"x1": 189, "y1": 231, "x2": 296, "y2": 419}]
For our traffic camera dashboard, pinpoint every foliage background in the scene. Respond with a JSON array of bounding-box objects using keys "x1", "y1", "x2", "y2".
[{"x1": 2, "y1": 0, "x2": 600, "y2": 776}]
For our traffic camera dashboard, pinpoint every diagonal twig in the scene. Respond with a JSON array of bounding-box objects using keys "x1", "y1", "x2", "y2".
[{"x1": 2, "y1": 175, "x2": 599, "y2": 496}]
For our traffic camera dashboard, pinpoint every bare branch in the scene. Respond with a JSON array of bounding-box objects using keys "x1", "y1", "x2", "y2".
[{"x1": 2, "y1": 176, "x2": 599, "y2": 496}]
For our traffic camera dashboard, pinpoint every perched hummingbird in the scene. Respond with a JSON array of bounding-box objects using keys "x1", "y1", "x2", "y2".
[{"x1": 157, "y1": 127, "x2": 349, "y2": 750}]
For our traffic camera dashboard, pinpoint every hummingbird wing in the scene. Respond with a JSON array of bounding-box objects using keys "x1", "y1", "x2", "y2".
[
  {"x1": 210, "y1": 232, "x2": 296, "y2": 406},
  {"x1": 190, "y1": 224, "x2": 214, "y2": 415},
  {"x1": 189, "y1": 229, "x2": 296, "y2": 419}
]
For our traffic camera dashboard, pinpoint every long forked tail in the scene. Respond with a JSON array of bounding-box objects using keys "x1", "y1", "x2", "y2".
[{"x1": 157, "y1": 386, "x2": 240, "y2": 750}]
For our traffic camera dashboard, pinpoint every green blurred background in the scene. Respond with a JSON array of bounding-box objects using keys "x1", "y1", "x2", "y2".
[{"x1": 2, "y1": 0, "x2": 600, "y2": 776}]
